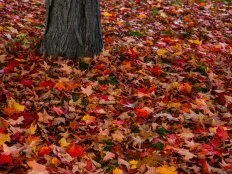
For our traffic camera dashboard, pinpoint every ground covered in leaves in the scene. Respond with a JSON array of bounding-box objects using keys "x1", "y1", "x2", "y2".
[{"x1": 0, "y1": 0, "x2": 232, "y2": 173}]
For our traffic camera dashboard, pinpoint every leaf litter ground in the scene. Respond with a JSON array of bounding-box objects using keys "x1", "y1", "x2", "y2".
[{"x1": 0, "y1": 0, "x2": 232, "y2": 173}]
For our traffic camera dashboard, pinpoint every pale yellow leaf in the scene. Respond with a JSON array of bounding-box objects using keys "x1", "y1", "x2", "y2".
[
  {"x1": 27, "y1": 123, "x2": 37, "y2": 135},
  {"x1": 59, "y1": 137, "x2": 70, "y2": 147}
]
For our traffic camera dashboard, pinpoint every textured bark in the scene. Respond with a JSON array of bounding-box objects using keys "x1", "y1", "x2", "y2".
[{"x1": 41, "y1": 0, "x2": 103, "y2": 58}]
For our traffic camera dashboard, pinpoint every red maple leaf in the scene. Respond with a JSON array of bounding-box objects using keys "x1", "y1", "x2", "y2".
[
  {"x1": 38, "y1": 80, "x2": 55, "y2": 89},
  {"x1": 0, "y1": 154, "x2": 13, "y2": 165},
  {"x1": 20, "y1": 79, "x2": 33, "y2": 87},
  {"x1": 150, "y1": 65, "x2": 162, "y2": 77},
  {"x1": 85, "y1": 160, "x2": 93, "y2": 171},
  {"x1": 66, "y1": 144, "x2": 85, "y2": 157},
  {"x1": 3, "y1": 61, "x2": 19, "y2": 73},
  {"x1": 216, "y1": 126, "x2": 228, "y2": 141}
]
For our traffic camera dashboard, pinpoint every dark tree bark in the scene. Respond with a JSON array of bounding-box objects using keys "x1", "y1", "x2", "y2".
[{"x1": 41, "y1": 0, "x2": 103, "y2": 58}]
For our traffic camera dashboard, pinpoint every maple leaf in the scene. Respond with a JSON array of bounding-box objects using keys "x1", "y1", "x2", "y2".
[
  {"x1": 52, "y1": 106, "x2": 64, "y2": 115},
  {"x1": 150, "y1": 65, "x2": 162, "y2": 77},
  {"x1": 202, "y1": 159, "x2": 211, "y2": 174},
  {"x1": 59, "y1": 63, "x2": 73, "y2": 74},
  {"x1": 81, "y1": 85, "x2": 93, "y2": 96},
  {"x1": 54, "y1": 82, "x2": 66, "y2": 91},
  {"x1": 129, "y1": 160, "x2": 138, "y2": 169},
  {"x1": 216, "y1": 126, "x2": 228, "y2": 141},
  {"x1": 118, "y1": 158, "x2": 130, "y2": 170},
  {"x1": 20, "y1": 79, "x2": 33, "y2": 87},
  {"x1": 156, "y1": 165, "x2": 177, "y2": 174},
  {"x1": 27, "y1": 160, "x2": 49, "y2": 174},
  {"x1": 0, "y1": 133, "x2": 11, "y2": 146},
  {"x1": 3, "y1": 143, "x2": 19, "y2": 156},
  {"x1": 102, "y1": 11, "x2": 113, "y2": 17},
  {"x1": 38, "y1": 146, "x2": 51, "y2": 156},
  {"x1": 178, "y1": 82, "x2": 192, "y2": 93},
  {"x1": 112, "y1": 130, "x2": 125, "y2": 142},
  {"x1": 82, "y1": 114, "x2": 96, "y2": 124},
  {"x1": 167, "y1": 102, "x2": 182, "y2": 108},
  {"x1": 113, "y1": 168, "x2": 123, "y2": 174},
  {"x1": 135, "y1": 107, "x2": 152, "y2": 118},
  {"x1": 38, "y1": 80, "x2": 54, "y2": 89},
  {"x1": 66, "y1": 144, "x2": 85, "y2": 157},
  {"x1": 26, "y1": 123, "x2": 37, "y2": 135},
  {"x1": 188, "y1": 39, "x2": 202, "y2": 45},
  {"x1": 4, "y1": 107, "x2": 16, "y2": 116},
  {"x1": 7, "y1": 98, "x2": 25, "y2": 113},
  {"x1": 0, "y1": 154, "x2": 13, "y2": 165},
  {"x1": 59, "y1": 137, "x2": 70, "y2": 147},
  {"x1": 157, "y1": 49, "x2": 167, "y2": 56},
  {"x1": 3, "y1": 60, "x2": 19, "y2": 73},
  {"x1": 50, "y1": 157, "x2": 60, "y2": 166},
  {"x1": 103, "y1": 151, "x2": 115, "y2": 161},
  {"x1": 174, "y1": 148, "x2": 196, "y2": 161}
]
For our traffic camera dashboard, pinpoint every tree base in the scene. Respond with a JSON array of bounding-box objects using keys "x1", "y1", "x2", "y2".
[{"x1": 41, "y1": 0, "x2": 103, "y2": 58}]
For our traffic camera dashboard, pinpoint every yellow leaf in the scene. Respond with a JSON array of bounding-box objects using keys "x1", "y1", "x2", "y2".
[
  {"x1": 103, "y1": 12, "x2": 113, "y2": 17},
  {"x1": 159, "y1": 11, "x2": 168, "y2": 18},
  {"x1": 27, "y1": 123, "x2": 37, "y2": 135},
  {"x1": 129, "y1": 160, "x2": 138, "y2": 169},
  {"x1": 8, "y1": 98, "x2": 25, "y2": 112},
  {"x1": 167, "y1": 102, "x2": 182, "y2": 108},
  {"x1": 0, "y1": 133, "x2": 11, "y2": 146},
  {"x1": 59, "y1": 137, "x2": 70, "y2": 147},
  {"x1": 156, "y1": 165, "x2": 178, "y2": 174},
  {"x1": 82, "y1": 114, "x2": 96, "y2": 123},
  {"x1": 113, "y1": 168, "x2": 123, "y2": 174},
  {"x1": 188, "y1": 39, "x2": 202, "y2": 45},
  {"x1": 157, "y1": 49, "x2": 167, "y2": 56}
]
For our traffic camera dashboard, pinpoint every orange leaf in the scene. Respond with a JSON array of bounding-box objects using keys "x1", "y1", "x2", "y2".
[
  {"x1": 178, "y1": 83, "x2": 192, "y2": 93},
  {"x1": 122, "y1": 60, "x2": 132, "y2": 70},
  {"x1": 66, "y1": 144, "x2": 85, "y2": 157},
  {"x1": 4, "y1": 107, "x2": 16, "y2": 116},
  {"x1": 38, "y1": 146, "x2": 51, "y2": 156},
  {"x1": 54, "y1": 82, "x2": 66, "y2": 91},
  {"x1": 135, "y1": 108, "x2": 149, "y2": 118}
]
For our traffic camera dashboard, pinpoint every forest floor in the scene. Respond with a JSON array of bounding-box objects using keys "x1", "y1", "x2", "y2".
[{"x1": 0, "y1": 0, "x2": 232, "y2": 173}]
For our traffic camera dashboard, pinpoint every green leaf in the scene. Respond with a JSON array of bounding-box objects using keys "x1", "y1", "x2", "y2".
[
  {"x1": 72, "y1": 94, "x2": 79, "y2": 102},
  {"x1": 150, "y1": 142, "x2": 165, "y2": 150},
  {"x1": 81, "y1": 98, "x2": 88, "y2": 106},
  {"x1": 79, "y1": 62, "x2": 90, "y2": 71},
  {"x1": 128, "y1": 31, "x2": 144, "y2": 37},
  {"x1": 156, "y1": 127, "x2": 167, "y2": 136},
  {"x1": 196, "y1": 65, "x2": 207, "y2": 76},
  {"x1": 107, "y1": 76, "x2": 118, "y2": 85},
  {"x1": 152, "y1": 8, "x2": 159, "y2": 15},
  {"x1": 132, "y1": 126, "x2": 140, "y2": 133}
]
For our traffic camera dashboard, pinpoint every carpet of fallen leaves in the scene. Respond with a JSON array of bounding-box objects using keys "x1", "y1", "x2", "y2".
[{"x1": 0, "y1": 0, "x2": 232, "y2": 173}]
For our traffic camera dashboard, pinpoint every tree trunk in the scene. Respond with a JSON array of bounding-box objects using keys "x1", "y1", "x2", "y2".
[{"x1": 41, "y1": 0, "x2": 103, "y2": 58}]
